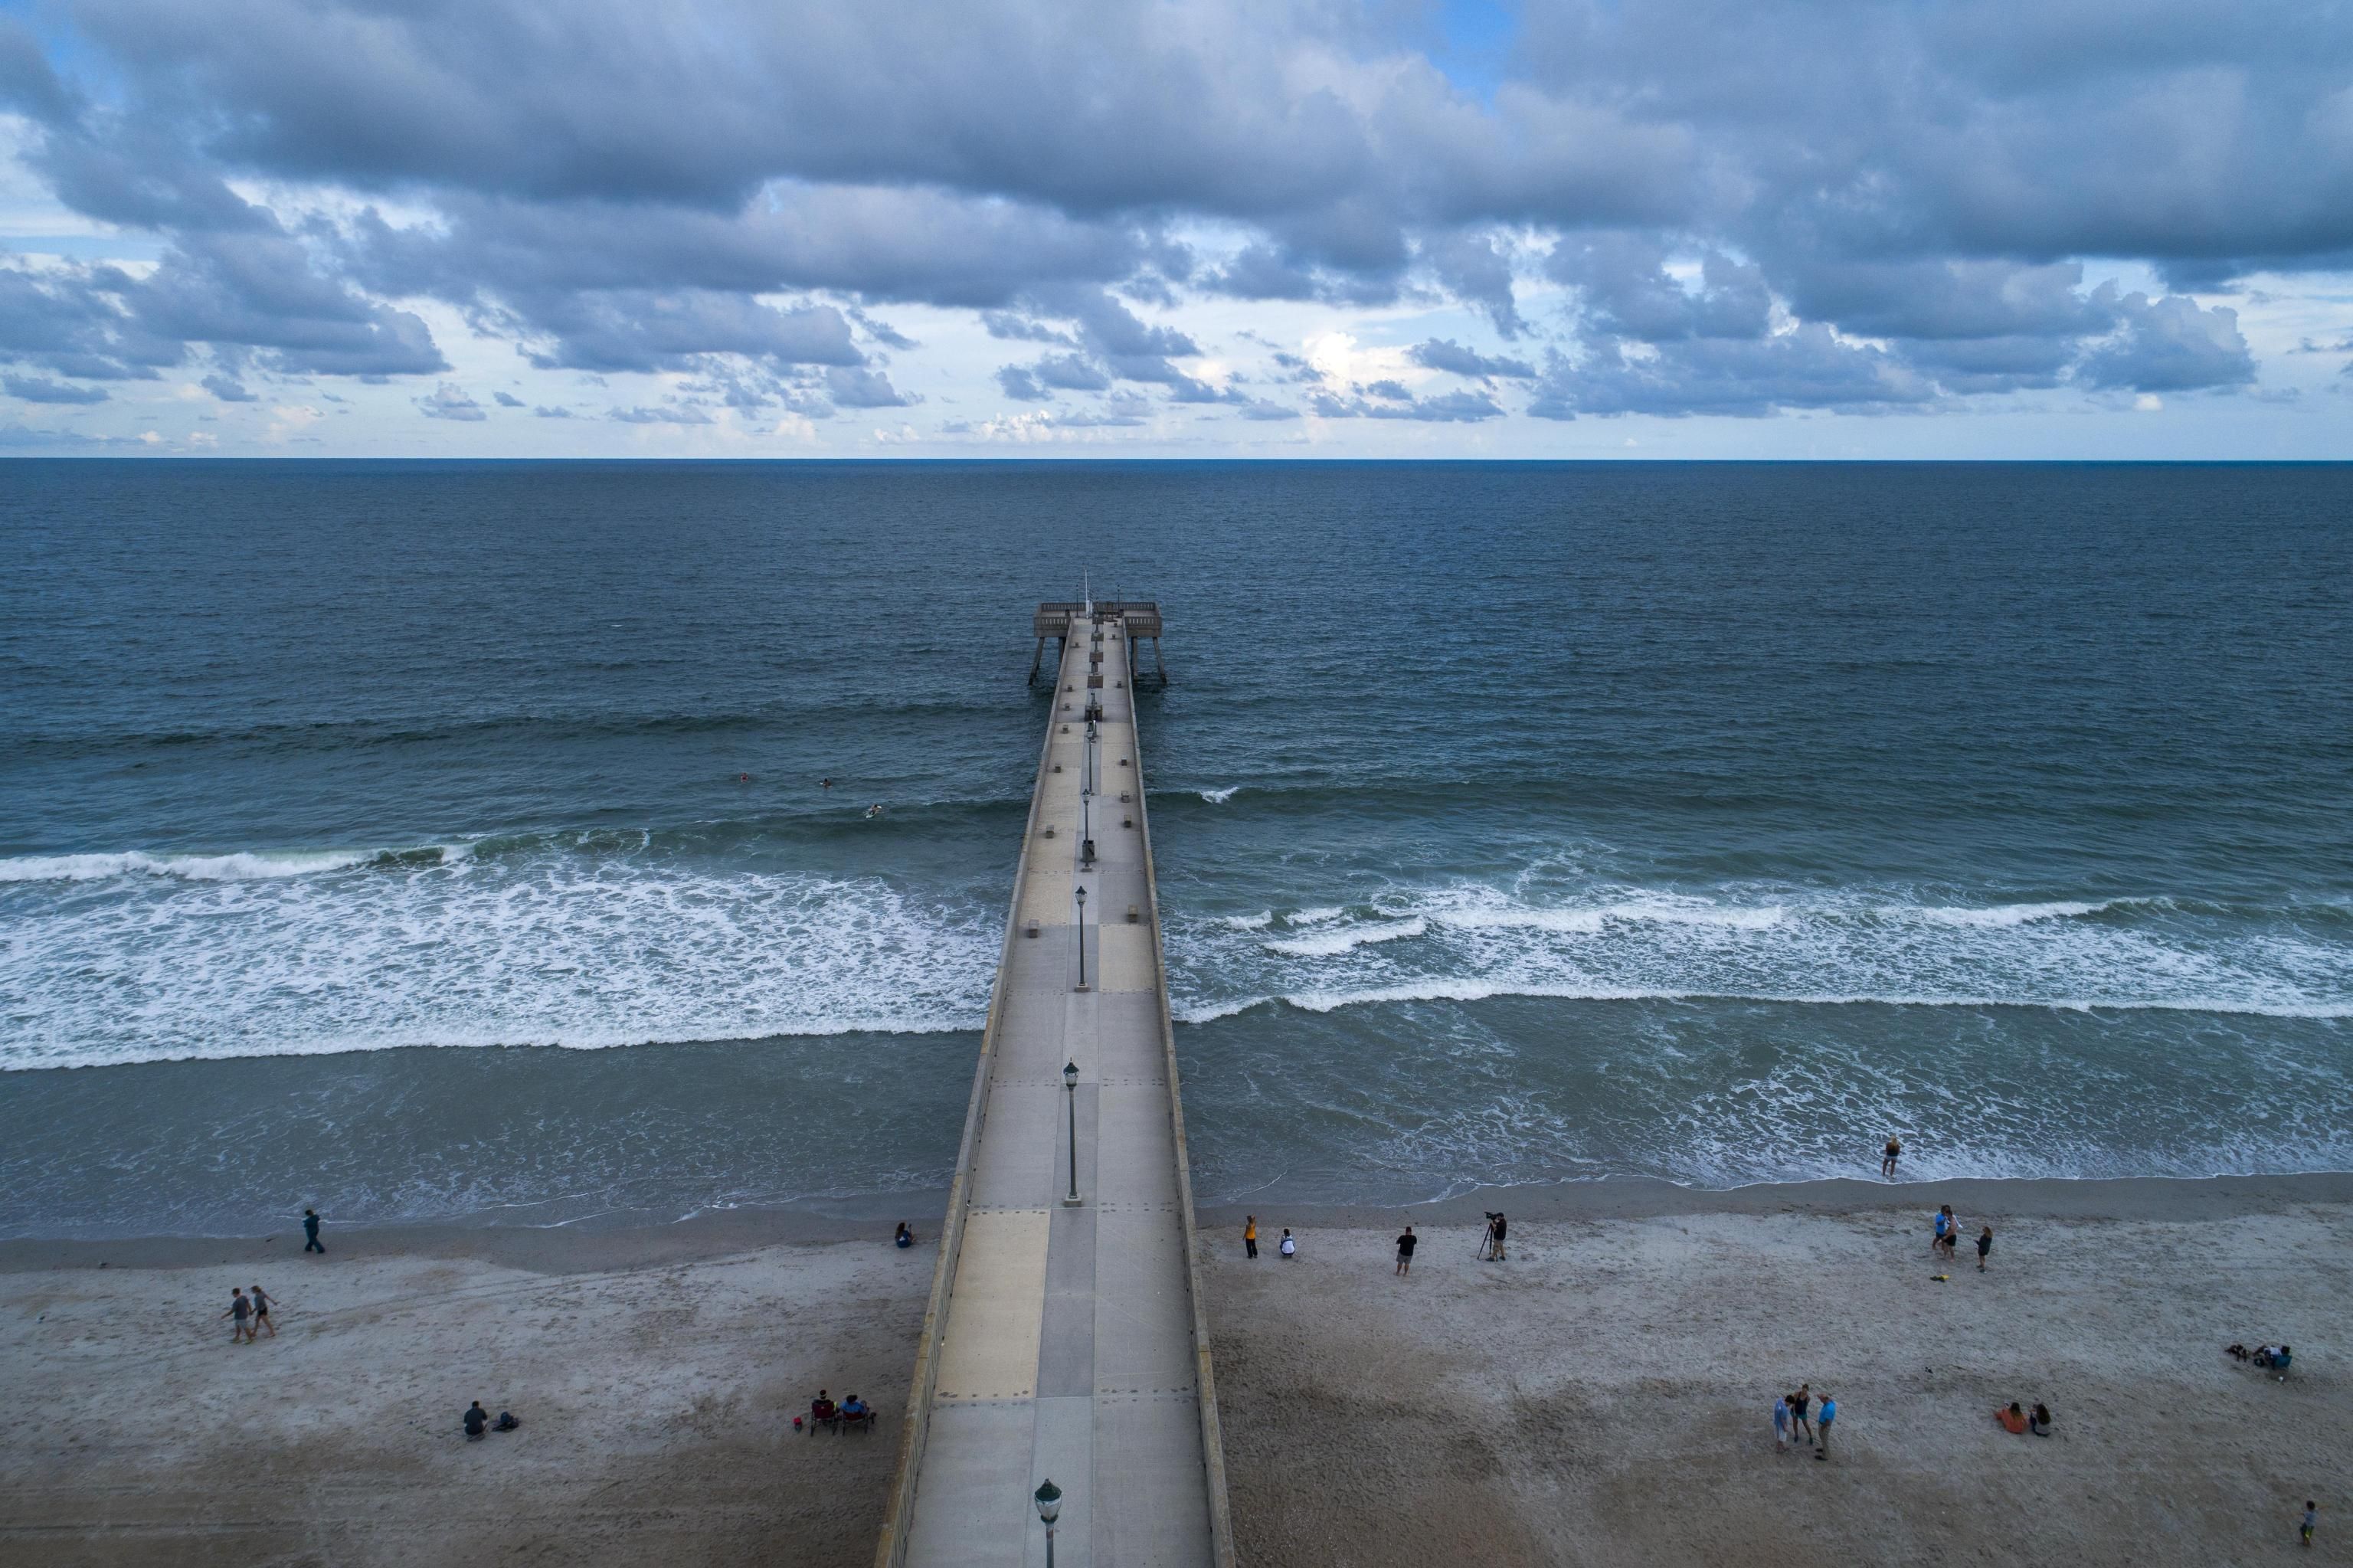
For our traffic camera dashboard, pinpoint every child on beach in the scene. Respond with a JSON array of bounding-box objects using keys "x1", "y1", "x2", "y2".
[
  {"x1": 1789, "y1": 1385, "x2": 1815, "y2": 1443},
  {"x1": 1996, "y1": 1402, "x2": 2027, "y2": 1434},
  {"x1": 1932, "y1": 1205, "x2": 1954, "y2": 1256},
  {"x1": 1883, "y1": 1137, "x2": 1901, "y2": 1178},
  {"x1": 1772, "y1": 1395, "x2": 1791, "y2": 1451},
  {"x1": 1245, "y1": 1216, "x2": 1258, "y2": 1259},
  {"x1": 1977, "y1": 1226, "x2": 1994, "y2": 1271},
  {"x1": 1278, "y1": 1229, "x2": 1296, "y2": 1258},
  {"x1": 222, "y1": 1288, "x2": 253, "y2": 1343},
  {"x1": 2304, "y1": 1501, "x2": 2317, "y2": 1547},
  {"x1": 249, "y1": 1284, "x2": 277, "y2": 1338},
  {"x1": 1395, "y1": 1226, "x2": 1416, "y2": 1275}
]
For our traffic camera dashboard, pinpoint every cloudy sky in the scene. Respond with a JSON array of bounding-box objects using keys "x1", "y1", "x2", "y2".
[{"x1": 2, "y1": 0, "x2": 2351, "y2": 457}]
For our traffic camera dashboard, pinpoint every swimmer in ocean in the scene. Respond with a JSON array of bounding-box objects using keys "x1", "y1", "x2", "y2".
[{"x1": 866, "y1": 804, "x2": 882, "y2": 818}]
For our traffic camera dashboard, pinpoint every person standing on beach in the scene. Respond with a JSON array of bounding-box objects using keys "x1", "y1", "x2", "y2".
[
  {"x1": 1485, "y1": 1211, "x2": 1508, "y2": 1261},
  {"x1": 1772, "y1": 1394, "x2": 1791, "y2": 1451},
  {"x1": 1790, "y1": 1384, "x2": 1815, "y2": 1443},
  {"x1": 1977, "y1": 1226, "x2": 1994, "y2": 1272},
  {"x1": 1244, "y1": 1216, "x2": 1258, "y2": 1259},
  {"x1": 1395, "y1": 1226, "x2": 1416, "y2": 1275},
  {"x1": 303, "y1": 1208, "x2": 324, "y2": 1254},
  {"x1": 1932, "y1": 1205, "x2": 1954, "y2": 1257},
  {"x1": 1882, "y1": 1137, "x2": 1902, "y2": 1178},
  {"x1": 1815, "y1": 1392, "x2": 1838, "y2": 1459},
  {"x1": 223, "y1": 1288, "x2": 253, "y2": 1344},
  {"x1": 2303, "y1": 1501, "x2": 2317, "y2": 1547},
  {"x1": 249, "y1": 1284, "x2": 277, "y2": 1338}
]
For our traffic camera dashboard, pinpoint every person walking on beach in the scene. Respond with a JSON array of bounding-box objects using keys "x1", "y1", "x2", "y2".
[
  {"x1": 1882, "y1": 1137, "x2": 1902, "y2": 1179},
  {"x1": 223, "y1": 1288, "x2": 254, "y2": 1344},
  {"x1": 303, "y1": 1208, "x2": 324, "y2": 1254},
  {"x1": 1244, "y1": 1216, "x2": 1258, "y2": 1259},
  {"x1": 249, "y1": 1284, "x2": 277, "y2": 1339},
  {"x1": 1395, "y1": 1226, "x2": 1417, "y2": 1275},
  {"x1": 2303, "y1": 1501, "x2": 2317, "y2": 1548},
  {"x1": 1815, "y1": 1392, "x2": 1838, "y2": 1459},
  {"x1": 1789, "y1": 1384, "x2": 1815, "y2": 1444},
  {"x1": 1977, "y1": 1225, "x2": 1994, "y2": 1272},
  {"x1": 1772, "y1": 1394, "x2": 1791, "y2": 1452}
]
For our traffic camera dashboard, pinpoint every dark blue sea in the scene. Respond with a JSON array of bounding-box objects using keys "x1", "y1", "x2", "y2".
[{"x1": 3, "y1": 460, "x2": 2350, "y2": 1238}]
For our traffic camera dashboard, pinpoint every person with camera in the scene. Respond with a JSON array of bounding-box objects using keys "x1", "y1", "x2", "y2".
[{"x1": 1482, "y1": 1210, "x2": 1507, "y2": 1261}]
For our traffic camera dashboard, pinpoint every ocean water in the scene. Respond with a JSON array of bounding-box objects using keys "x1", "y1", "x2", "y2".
[{"x1": 2, "y1": 460, "x2": 2349, "y2": 1236}]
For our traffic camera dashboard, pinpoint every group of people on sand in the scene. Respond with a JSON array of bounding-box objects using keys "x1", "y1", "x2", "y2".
[
  {"x1": 1772, "y1": 1385, "x2": 1839, "y2": 1460},
  {"x1": 802, "y1": 1390, "x2": 872, "y2": 1432},
  {"x1": 1994, "y1": 1399, "x2": 2054, "y2": 1436},
  {"x1": 221, "y1": 1284, "x2": 280, "y2": 1341},
  {"x1": 1241, "y1": 1216, "x2": 1299, "y2": 1260},
  {"x1": 1929, "y1": 1203, "x2": 1995, "y2": 1271},
  {"x1": 2227, "y1": 1341, "x2": 2294, "y2": 1373}
]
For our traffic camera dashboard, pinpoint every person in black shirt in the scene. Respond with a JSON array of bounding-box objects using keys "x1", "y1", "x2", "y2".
[
  {"x1": 1484, "y1": 1212, "x2": 1508, "y2": 1261},
  {"x1": 1395, "y1": 1226, "x2": 1417, "y2": 1275},
  {"x1": 463, "y1": 1401, "x2": 488, "y2": 1440},
  {"x1": 303, "y1": 1209, "x2": 324, "y2": 1254}
]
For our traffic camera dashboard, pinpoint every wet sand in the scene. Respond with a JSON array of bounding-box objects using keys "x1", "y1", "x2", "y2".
[{"x1": 3, "y1": 1174, "x2": 2348, "y2": 1566}]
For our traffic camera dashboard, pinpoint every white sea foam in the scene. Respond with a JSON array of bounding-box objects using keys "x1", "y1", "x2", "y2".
[
  {"x1": 1287, "y1": 905, "x2": 1346, "y2": 925},
  {"x1": 1199, "y1": 785, "x2": 1240, "y2": 804},
  {"x1": 1214, "y1": 911, "x2": 1274, "y2": 930},
  {"x1": 1912, "y1": 899, "x2": 2107, "y2": 928},
  {"x1": 0, "y1": 852, "x2": 997, "y2": 1071},
  {"x1": 1262, "y1": 916, "x2": 1427, "y2": 958},
  {"x1": 0, "y1": 849, "x2": 373, "y2": 882},
  {"x1": 1208, "y1": 980, "x2": 2353, "y2": 1022}
]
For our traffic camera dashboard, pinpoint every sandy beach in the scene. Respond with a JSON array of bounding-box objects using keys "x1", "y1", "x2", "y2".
[
  {"x1": 1203, "y1": 1175, "x2": 2353, "y2": 1566},
  {"x1": 4, "y1": 1175, "x2": 2348, "y2": 1566},
  {"x1": 0, "y1": 1214, "x2": 934, "y2": 1568}
]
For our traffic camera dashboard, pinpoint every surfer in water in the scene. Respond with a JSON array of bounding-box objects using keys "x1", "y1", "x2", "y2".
[
  {"x1": 821, "y1": 777, "x2": 833, "y2": 790},
  {"x1": 866, "y1": 804, "x2": 883, "y2": 819}
]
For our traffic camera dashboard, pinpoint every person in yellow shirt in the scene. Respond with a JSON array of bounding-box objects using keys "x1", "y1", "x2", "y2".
[{"x1": 1244, "y1": 1216, "x2": 1258, "y2": 1259}]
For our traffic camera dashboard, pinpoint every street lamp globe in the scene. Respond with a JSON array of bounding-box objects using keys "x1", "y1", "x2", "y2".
[
  {"x1": 1063, "y1": 1061, "x2": 1078, "y2": 1090},
  {"x1": 1034, "y1": 1478, "x2": 1062, "y2": 1524}
]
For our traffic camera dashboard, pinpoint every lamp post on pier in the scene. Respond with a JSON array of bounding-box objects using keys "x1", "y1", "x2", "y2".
[
  {"x1": 1073, "y1": 883, "x2": 1088, "y2": 991},
  {"x1": 1034, "y1": 1478, "x2": 1063, "y2": 1568},
  {"x1": 1062, "y1": 1059, "x2": 1081, "y2": 1206}
]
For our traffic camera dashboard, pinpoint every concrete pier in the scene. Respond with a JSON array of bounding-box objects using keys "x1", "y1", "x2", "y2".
[{"x1": 875, "y1": 607, "x2": 1233, "y2": 1568}]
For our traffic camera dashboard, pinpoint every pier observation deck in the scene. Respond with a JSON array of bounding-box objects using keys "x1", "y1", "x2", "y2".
[{"x1": 875, "y1": 605, "x2": 1233, "y2": 1568}]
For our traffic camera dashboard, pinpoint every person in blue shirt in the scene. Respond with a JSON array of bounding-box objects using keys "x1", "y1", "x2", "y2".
[
  {"x1": 1815, "y1": 1393, "x2": 1838, "y2": 1459},
  {"x1": 1932, "y1": 1205, "x2": 1955, "y2": 1258}
]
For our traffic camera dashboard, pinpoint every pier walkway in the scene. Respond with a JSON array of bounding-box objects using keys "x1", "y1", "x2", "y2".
[{"x1": 876, "y1": 607, "x2": 1233, "y2": 1568}]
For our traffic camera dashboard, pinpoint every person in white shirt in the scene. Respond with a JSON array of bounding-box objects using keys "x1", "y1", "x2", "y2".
[{"x1": 1278, "y1": 1229, "x2": 1297, "y2": 1258}]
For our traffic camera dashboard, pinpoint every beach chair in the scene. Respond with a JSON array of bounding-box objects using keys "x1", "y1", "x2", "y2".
[{"x1": 839, "y1": 1407, "x2": 879, "y2": 1435}]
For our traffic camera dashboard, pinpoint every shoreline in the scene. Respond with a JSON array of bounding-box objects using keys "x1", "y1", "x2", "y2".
[{"x1": 11, "y1": 1167, "x2": 2352, "y2": 1272}]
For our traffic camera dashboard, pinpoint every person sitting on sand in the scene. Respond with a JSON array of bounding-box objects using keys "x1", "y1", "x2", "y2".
[
  {"x1": 1278, "y1": 1228, "x2": 1297, "y2": 1258},
  {"x1": 2227, "y1": 1342, "x2": 2253, "y2": 1361},
  {"x1": 895, "y1": 1222, "x2": 914, "y2": 1249},
  {"x1": 2029, "y1": 1403, "x2": 2052, "y2": 1436},
  {"x1": 463, "y1": 1401, "x2": 488, "y2": 1441},
  {"x1": 2255, "y1": 1344, "x2": 2292, "y2": 1371},
  {"x1": 1996, "y1": 1401, "x2": 2028, "y2": 1434}
]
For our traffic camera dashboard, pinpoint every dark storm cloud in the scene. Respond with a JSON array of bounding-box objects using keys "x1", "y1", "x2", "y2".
[
  {"x1": 1408, "y1": 339, "x2": 1535, "y2": 379},
  {"x1": 2078, "y1": 293, "x2": 2255, "y2": 391},
  {"x1": 1527, "y1": 326, "x2": 1935, "y2": 419},
  {"x1": 6, "y1": 0, "x2": 2346, "y2": 421},
  {"x1": 1309, "y1": 385, "x2": 1504, "y2": 422},
  {"x1": 4, "y1": 372, "x2": 109, "y2": 403}
]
